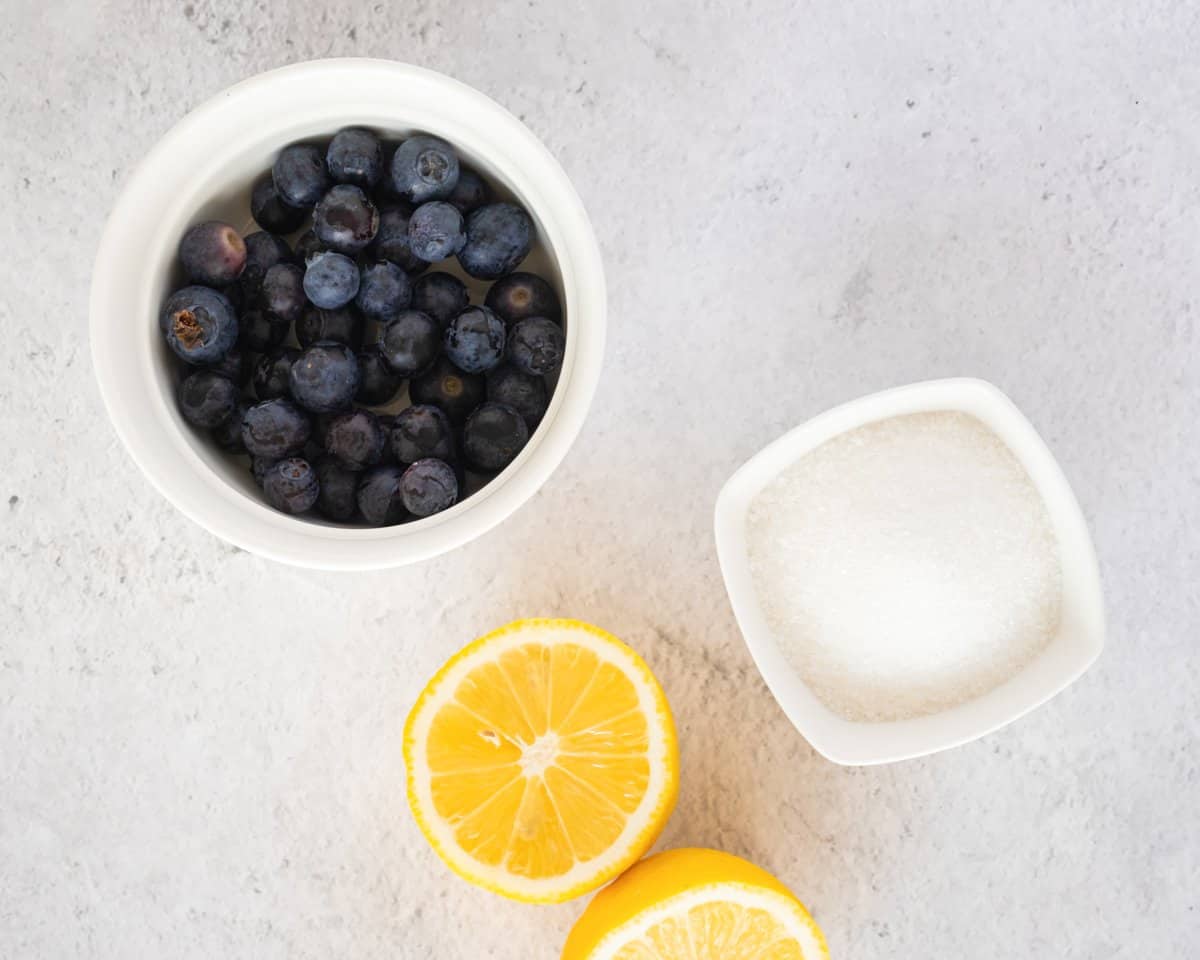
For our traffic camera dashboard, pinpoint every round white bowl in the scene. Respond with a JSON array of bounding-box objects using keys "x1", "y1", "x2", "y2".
[
  {"x1": 90, "y1": 60, "x2": 606, "y2": 570},
  {"x1": 714, "y1": 379, "x2": 1105, "y2": 765}
]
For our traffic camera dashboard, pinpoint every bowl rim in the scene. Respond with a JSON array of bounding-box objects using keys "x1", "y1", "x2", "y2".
[
  {"x1": 713, "y1": 377, "x2": 1105, "y2": 765},
  {"x1": 90, "y1": 59, "x2": 606, "y2": 570}
]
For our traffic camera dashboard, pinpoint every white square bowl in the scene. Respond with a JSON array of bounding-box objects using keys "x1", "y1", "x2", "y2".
[{"x1": 713, "y1": 378, "x2": 1105, "y2": 765}]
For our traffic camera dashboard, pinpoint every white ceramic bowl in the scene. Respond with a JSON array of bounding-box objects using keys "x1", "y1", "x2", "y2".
[
  {"x1": 714, "y1": 378, "x2": 1105, "y2": 765},
  {"x1": 90, "y1": 59, "x2": 605, "y2": 570}
]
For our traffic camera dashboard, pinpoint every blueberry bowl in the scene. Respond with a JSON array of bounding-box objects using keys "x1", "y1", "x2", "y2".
[{"x1": 90, "y1": 60, "x2": 605, "y2": 569}]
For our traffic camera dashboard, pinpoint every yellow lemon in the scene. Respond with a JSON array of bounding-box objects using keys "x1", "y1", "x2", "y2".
[
  {"x1": 403, "y1": 619, "x2": 679, "y2": 903},
  {"x1": 562, "y1": 848, "x2": 829, "y2": 960}
]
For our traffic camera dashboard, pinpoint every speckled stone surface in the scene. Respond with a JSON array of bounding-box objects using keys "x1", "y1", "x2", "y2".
[{"x1": 2, "y1": 1, "x2": 1198, "y2": 957}]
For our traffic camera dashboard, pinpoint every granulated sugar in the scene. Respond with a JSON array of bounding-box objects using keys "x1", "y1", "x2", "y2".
[{"x1": 747, "y1": 411, "x2": 1062, "y2": 723}]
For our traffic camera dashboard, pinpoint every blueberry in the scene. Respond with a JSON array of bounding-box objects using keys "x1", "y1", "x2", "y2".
[
  {"x1": 444, "y1": 305, "x2": 506, "y2": 373},
  {"x1": 242, "y1": 398, "x2": 312, "y2": 458},
  {"x1": 446, "y1": 167, "x2": 489, "y2": 214},
  {"x1": 258, "y1": 263, "x2": 307, "y2": 324},
  {"x1": 411, "y1": 272, "x2": 468, "y2": 327},
  {"x1": 506, "y1": 316, "x2": 565, "y2": 376},
  {"x1": 288, "y1": 341, "x2": 360, "y2": 413},
  {"x1": 162, "y1": 286, "x2": 238, "y2": 365},
  {"x1": 325, "y1": 408, "x2": 386, "y2": 470},
  {"x1": 313, "y1": 184, "x2": 379, "y2": 254},
  {"x1": 177, "y1": 368, "x2": 239, "y2": 428},
  {"x1": 457, "y1": 203, "x2": 533, "y2": 279},
  {"x1": 179, "y1": 221, "x2": 246, "y2": 287},
  {"x1": 239, "y1": 308, "x2": 290, "y2": 353},
  {"x1": 252, "y1": 347, "x2": 300, "y2": 400},
  {"x1": 251, "y1": 175, "x2": 308, "y2": 233},
  {"x1": 485, "y1": 272, "x2": 561, "y2": 326},
  {"x1": 356, "y1": 465, "x2": 408, "y2": 526},
  {"x1": 409, "y1": 356, "x2": 485, "y2": 423},
  {"x1": 326, "y1": 127, "x2": 383, "y2": 189},
  {"x1": 390, "y1": 135, "x2": 460, "y2": 203},
  {"x1": 371, "y1": 205, "x2": 429, "y2": 274},
  {"x1": 295, "y1": 229, "x2": 325, "y2": 265},
  {"x1": 486, "y1": 365, "x2": 548, "y2": 430},
  {"x1": 240, "y1": 231, "x2": 293, "y2": 299},
  {"x1": 211, "y1": 402, "x2": 248, "y2": 452},
  {"x1": 376, "y1": 309, "x2": 441, "y2": 377},
  {"x1": 272, "y1": 143, "x2": 330, "y2": 209},
  {"x1": 407, "y1": 201, "x2": 466, "y2": 262},
  {"x1": 262, "y1": 457, "x2": 319, "y2": 514},
  {"x1": 374, "y1": 414, "x2": 400, "y2": 464},
  {"x1": 391, "y1": 404, "x2": 456, "y2": 464},
  {"x1": 207, "y1": 344, "x2": 249, "y2": 385},
  {"x1": 400, "y1": 458, "x2": 458, "y2": 517},
  {"x1": 314, "y1": 457, "x2": 360, "y2": 521},
  {"x1": 303, "y1": 251, "x2": 360, "y2": 309},
  {"x1": 251, "y1": 455, "x2": 279, "y2": 487},
  {"x1": 296, "y1": 304, "x2": 364, "y2": 349},
  {"x1": 356, "y1": 348, "x2": 403, "y2": 405},
  {"x1": 462, "y1": 401, "x2": 530, "y2": 472},
  {"x1": 355, "y1": 261, "x2": 412, "y2": 321}
]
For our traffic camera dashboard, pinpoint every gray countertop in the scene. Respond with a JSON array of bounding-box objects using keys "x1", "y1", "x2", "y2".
[{"x1": 2, "y1": 1, "x2": 1197, "y2": 956}]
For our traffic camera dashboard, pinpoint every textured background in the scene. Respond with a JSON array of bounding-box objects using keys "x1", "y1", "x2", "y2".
[{"x1": 2, "y1": 1, "x2": 1198, "y2": 956}]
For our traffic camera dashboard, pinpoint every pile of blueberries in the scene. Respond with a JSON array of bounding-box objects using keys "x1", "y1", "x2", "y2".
[{"x1": 160, "y1": 128, "x2": 565, "y2": 524}]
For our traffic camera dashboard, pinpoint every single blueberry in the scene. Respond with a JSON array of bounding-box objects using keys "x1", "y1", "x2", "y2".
[
  {"x1": 252, "y1": 347, "x2": 300, "y2": 401},
  {"x1": 251, "y1": 455, "x2": 279, "y2": 488},
  {"x1": 506, "y1": 316, "x2": 565, "y2": 376},
  {"x1": 356, "y1": 465, "x2": 408, "y2": 526},
  {"x1": 390, "y1": 135, "x2": 460, "y2": 203},
  {"x1": 207, "y1": 344, "x2": 249, "y2": 386},
  {"x1": 371, "y1": 204, "x2": 429, "y2": 274},
  {"x1": 390, "y1": 404, "x2": 456, "y2": 464},
  {"x1": 303, "y1": 251, "x2": 360, "y2": 309},
  {"x1": 262, "y1": 457, "x2": 320, "y2": 514},
  {"x1": 238, "y1": 308, "x2": 290, "y2": 353},
  {"x1": 484, "y1": 272, "x2": 561, "y2": 326},
  {"x1": 294, "y1": 229, "x2": 325, "y2": 265},
  {"x1": 400, "y1": 458, "x2": 458, "y2": 517},
  {"x1": 258, "y1": 263, "x2": 307, "y2": 324},
  {"x1": 177, "y1": 368, "x2": 239, "y2": 428},
  {"x1": 457, "y1": 203, "x2": 533, "y2": 279},
  {"x1": 251, "y1": 175, "x2": 308, "y2": 233},
  {"x1": 463, "y1": 401, "x2": 530, "y2": 472},
  {"x1": 314, "y1": 457, "x2": 360, "y2": 521},
  {"x1": 272, "y1": 143, "x2": 330, "y2": 209},
  {"x1": 162, "y1": 285, "x2": 239, "y2": 365},
  {"x1": 239, "y1": 231, "x2": 293, "y2": 299},
  {"x1": 444, "y1": 305, "x2": 506, "y2": 373},
  {"x1": 296, "y1": 304, "x2": 364, "y2": 350},
  {"x1": 446, "y1": 167, "x2": 489, "y2": 214},
  {"x1": 288, "y1": 341, "x2": 361, "y2": 413},
  {"x1": 376, "y1": 309, "x2": 441, "y2": 377},
  {"x1": 356, "y1": 261, "x2": 412, "y2": 321},
  {"x1": 409, "y1": 356, "x2": 486, "y2": 423},
  {"x1": 324, "y1": 408, "x2": 386, "y2": 471},
  {"x1": 179, "y1": 221, "x2": 246, "y2": 287},
  {"x1": 326, "y1": 127, "x2": 383, "y2": 189},
  {"x1": 407, "y1": 201, "x2": 466, "y2": 262},
  {"x1": 313, "y1": 184, "x2": 379, "y2": 254},
  {"x1": 411, "y1": 272, "x2": 468, "y2": 327},
  {"x1": 486, "y1": 364, "x2": 549, "y2": 430},
  {"x1": 356, "y1": 348, "x2": 403, "y2": 405},
  {"x1": 242, "y1": 398, "x2": 312, "y2": 458},
  {"x1": 211, "y1": 402, "x2": 248, "y2": 452}
]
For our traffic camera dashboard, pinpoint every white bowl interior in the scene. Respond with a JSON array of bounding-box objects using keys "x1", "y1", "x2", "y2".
[
  {"x1": 714, "y1": 378, "x2": 1105, "y2": 765},
  {"x1": 91, "y1": 61, "x2": 606, "y2": 569}
]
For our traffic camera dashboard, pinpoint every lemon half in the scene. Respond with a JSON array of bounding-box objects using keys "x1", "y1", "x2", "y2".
[{"x1": 404, "y1": 619, "x2": 679, "y2": 903}]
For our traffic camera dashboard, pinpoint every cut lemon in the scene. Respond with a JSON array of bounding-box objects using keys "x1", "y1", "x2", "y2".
[
  {"x1": 403, "y1": 619, "x2": 679, "y2": 903},
  {"x1": 562, "y1": 848, "x2": 829, "y2": 960}
]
